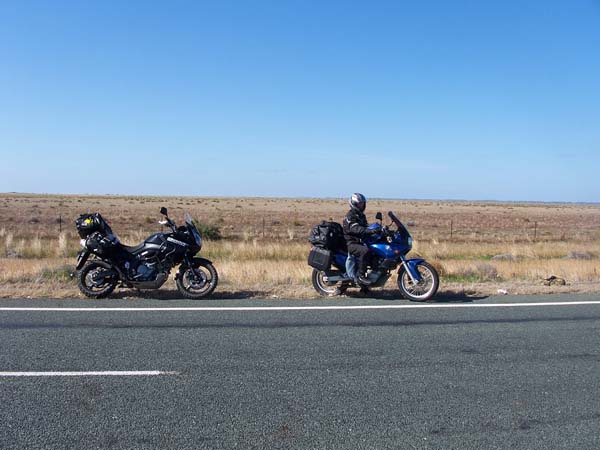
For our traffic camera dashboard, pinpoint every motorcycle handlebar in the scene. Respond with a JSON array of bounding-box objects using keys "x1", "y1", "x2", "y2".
[{"x1": 160, "y1": 218, "x2": 177, "y2": 230}]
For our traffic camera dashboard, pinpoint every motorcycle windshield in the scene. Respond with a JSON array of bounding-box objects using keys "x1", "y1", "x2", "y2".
[
  {"x1": 185, "y1": 213, "x2": 203, "y2": 248},
  {"x1": 388, "y1": 211, "x2": 411, "y2": 241}
]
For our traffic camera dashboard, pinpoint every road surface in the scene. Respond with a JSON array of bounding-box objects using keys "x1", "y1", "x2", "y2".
[{"x1": 1, "y1": 293, "x2": 600, "y2": 449}]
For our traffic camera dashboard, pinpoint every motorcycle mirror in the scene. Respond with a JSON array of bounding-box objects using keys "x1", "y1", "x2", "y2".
[
  {"x1": 375, "y1": 212, "x2": 383, "y2": 221},
  {"x1": 160, "y1": 207, "x2": 168, "y2": 216}
]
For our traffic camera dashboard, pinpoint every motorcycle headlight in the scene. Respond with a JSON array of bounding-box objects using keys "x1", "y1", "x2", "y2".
[
  {"x1": 408, "y1": 237, "x2": 413, "y2": 248},
  {"x1": 80, "y1": 239, "x2": 87, "y2": 248}
]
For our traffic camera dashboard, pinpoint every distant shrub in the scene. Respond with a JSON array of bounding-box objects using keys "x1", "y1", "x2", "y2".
[
  {"x1": 197, "y1": 223, "x2": 222, "y2": 241},
  {"x1": 444, "y1": 262, "x2": 499, "y2": 283},
  {"x1": 565, "y1": 251, "x2": 594, "y2": 260},
  {"x1": 492, "y1": 254, "x2": 515, "y2": 261},
  {"x1": 472, "y1": 262, "x2": 499, "y2": 281}
]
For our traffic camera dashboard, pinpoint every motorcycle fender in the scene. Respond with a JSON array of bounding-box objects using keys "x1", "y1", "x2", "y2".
[
  {"x1": 80, "y1": 259, "x2": 119, "y2": 283},
  {"x1": 75, "y1": 250, "x2": 91, "y2": 270},
  {"x1": 402, "y1": 258, "x2": 425, "y2": 282},
  {"x1": 176, "y1": 257, "x2": 213, "y2": 279}
]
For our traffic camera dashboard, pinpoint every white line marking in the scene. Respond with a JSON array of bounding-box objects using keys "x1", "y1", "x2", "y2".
[
  {"x1": 1, "y1": 301, "x2": 600, "y2": 312},
  {"x1": 0, "y1": 371, "x2": 178, "y2": 377}
]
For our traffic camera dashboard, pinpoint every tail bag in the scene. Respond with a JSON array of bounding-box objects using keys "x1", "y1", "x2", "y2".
[
  {"x1": 308, "y1": 221, "x2": 345, "y2": 250},
  {"x1": 75, "y1": 213, "x2": 113, "y2": 238}
]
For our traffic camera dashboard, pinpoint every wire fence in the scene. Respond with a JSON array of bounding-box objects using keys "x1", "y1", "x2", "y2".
[{"x1": 2, "y1": 213, "x2": 599, "y2": 244}]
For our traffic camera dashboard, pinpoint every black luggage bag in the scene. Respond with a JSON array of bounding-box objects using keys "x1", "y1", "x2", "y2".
[
  {"x1": 75, "y1": 213, "x2": 113, "y2": 238},
  {"x1": 308, "y1": 221, "x2": 345, "y2": 251},
  {"x1": 308, "y1": 246, "x2": 332, "y2": 271}
]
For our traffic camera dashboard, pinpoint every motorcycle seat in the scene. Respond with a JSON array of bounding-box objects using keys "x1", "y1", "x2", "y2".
[{"x1": 120, "y1": 243, "x2": 146, "y2": 254}]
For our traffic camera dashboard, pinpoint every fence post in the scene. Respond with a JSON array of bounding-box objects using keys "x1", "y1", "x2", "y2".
[
  {"x1": 59, "y1": 215, "x2": 62, "y2": 233},
  {"x1": 262, "y1": 217, "x2": 265, "y2": 239},
  {"x1": 450, "y1": 220, "x2": 453, "y2": 241},
  {"x1": 533, "y1": 221, "x2": 537, "y2": 241}
]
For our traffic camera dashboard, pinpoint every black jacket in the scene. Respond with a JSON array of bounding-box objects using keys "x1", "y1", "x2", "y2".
[{"x1": 343, "y1": 207, "x2": 371, "y2": 245}]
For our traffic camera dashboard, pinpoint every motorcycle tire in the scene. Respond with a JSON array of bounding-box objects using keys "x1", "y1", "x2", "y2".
[
  {"x1": 397, "y1": 261, "x2": 439, "y2": 302},
  {"x1": 311, "y1": 269, "x2": 348, "y2": 297},
  {"x1": 77, "y1": 262, "x2": 118, "y2": 299},
  {"x1": 176, "y1": 261, "x2": 218, "y2": 299}
]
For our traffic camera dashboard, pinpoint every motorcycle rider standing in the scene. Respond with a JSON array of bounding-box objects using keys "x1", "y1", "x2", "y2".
[{"x1": 343, "y1": 193, "x2": 378, "y2": 286}]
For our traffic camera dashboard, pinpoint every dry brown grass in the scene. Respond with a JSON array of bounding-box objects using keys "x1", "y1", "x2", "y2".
[{"x1": 1, "y1": 193, "x2": 599, "y2": 299}]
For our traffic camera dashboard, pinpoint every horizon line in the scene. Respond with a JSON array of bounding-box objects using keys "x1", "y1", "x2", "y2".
[{"x1": 1, "y1": 191, "x2": 598, "y2": 206}]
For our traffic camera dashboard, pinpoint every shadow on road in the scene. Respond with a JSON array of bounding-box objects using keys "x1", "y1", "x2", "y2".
[
  {"x1": 83, "y1": 288, "x2": 488, "y2": 303},
  {"x1": 430, "y1": 291, "x2": 489, "y2": 303},
  {"x1": 345, "y1": 289, "x2": 488, "y2": 303},
  {"x1": 107, "y1": 289, "x2": 270, "y2": 301}
]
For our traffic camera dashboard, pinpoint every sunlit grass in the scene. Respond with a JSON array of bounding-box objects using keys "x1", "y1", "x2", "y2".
[{"x1": 1, "y1": 193, "x2": 599, "y2": 298}]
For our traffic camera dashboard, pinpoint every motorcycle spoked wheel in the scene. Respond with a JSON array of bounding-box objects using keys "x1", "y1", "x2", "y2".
[
  {"x1": 77, "y1": 262, "x2": 118, "y2": 299},
  {"x1": 176, "y1": 261, "x2": 218, "y2": 299},
  {"x1": 397, "y1": 262, "x2": 439, "y2": 302},
  {"x1": 311, "y1": 269, "x2": 348, "y2": 297}
]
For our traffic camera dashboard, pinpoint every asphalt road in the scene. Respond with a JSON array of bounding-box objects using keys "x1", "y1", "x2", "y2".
[{"x1": 1, "y1": 294, "x2": 600, "y2": 449}]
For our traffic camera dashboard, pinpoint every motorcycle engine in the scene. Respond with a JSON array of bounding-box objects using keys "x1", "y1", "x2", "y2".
[
  {"x1": 135, "y1": 262, "x2": 157, "y2": 281},
  {"x1": 367, "y1": 270, "x2": 382, "y2": 283}
]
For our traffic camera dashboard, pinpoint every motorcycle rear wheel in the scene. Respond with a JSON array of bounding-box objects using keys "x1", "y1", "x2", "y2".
[
  {"x1": 397, "y1": 261, "x2": 439, "y2": 301},
  {"x1": 311, "y1": 269, "x2": 348, "y2": 297},
  {"x1": 77, "y1": 262, "x2": 118, "y2": 299},
  {"x1": 176, "y1": 261, "x2": 218, "y2": 299}
]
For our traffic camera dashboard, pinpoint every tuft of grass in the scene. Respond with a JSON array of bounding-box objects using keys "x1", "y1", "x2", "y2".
[
  {"x1": 57, "y1": 232, "x2": 68, "y2": 257},
  {"x1": 4, "y1": 233, "x2": 14, "y2": 256},
  {"x1": 443, "y1": 274, "x2": 483, "y2": 283},
  {"x1": 439, "y1": 261, "x2": 500, "y2": 282},
  {"x1": 39, "y1": 264, "x2": 74, "y2": 282}
]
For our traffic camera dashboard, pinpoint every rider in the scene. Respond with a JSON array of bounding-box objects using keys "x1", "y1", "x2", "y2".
[{"x1": 343, "y1": 193, "x2": 378, "y2": 286}]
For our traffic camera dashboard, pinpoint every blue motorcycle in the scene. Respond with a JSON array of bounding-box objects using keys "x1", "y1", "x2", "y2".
[{"x1": 308, "y1": 211, "x2": 439, "y2": 301}]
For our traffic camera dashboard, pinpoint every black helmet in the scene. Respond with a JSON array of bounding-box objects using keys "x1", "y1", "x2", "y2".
[{"x1": 349, "y1": 193, "x2": 366, "y2": 212}]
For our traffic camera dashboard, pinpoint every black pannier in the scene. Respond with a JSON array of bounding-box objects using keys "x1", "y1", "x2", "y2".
[
  {"x1": 75, "y1": 213, "x2": 113, "y2": 238},
  {"x1": 308, "y1": 246, "x2": 332, "y2": 271},
  {"x1": 308, "y1": 221, "x2": 345, "y2": 250}
]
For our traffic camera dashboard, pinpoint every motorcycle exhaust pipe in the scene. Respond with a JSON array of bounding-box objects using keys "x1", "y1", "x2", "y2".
[{"x1": 323, "y1": 274, "x2": 352, "y2": 283}]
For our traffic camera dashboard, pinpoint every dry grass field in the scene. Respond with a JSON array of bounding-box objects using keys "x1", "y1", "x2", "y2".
[{"x1": 1, "y1": 193, "x2": 599, "y2": 299}]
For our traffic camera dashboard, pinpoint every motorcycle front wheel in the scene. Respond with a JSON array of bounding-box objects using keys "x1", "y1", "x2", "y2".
[
  {"x1": 77, "y1": 262, "x2": 118, "y2": 299},
  {"x1": 176, "y1": 261, "x2": 218, "y2": 299},
  {"x1": 311, "y1": 269, "x2": 348, "y2": 297},
  {"x1": 397, "y1": 262, "x2": 439, "y2": 302}
]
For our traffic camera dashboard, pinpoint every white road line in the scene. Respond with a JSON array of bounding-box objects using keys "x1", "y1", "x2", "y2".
[
  {"x1": 1, "y1": 301, "x2": 600, "y2": 312},
  {"x1": 0, "y1": 371, "x2": 178, "y2": 377}
]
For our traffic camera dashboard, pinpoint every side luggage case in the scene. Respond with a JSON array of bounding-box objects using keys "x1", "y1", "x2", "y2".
[{"x1": 308, "y1": 246, "x2": 332, "y2": 271}]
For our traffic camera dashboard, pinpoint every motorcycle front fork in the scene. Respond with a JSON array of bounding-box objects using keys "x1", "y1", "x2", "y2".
[
  {"x1": 398, "y1": 255, "x2": 421, "y2": 284},
  {"x1": 182, "y1": 256, "x2": 204, "y2": 283}
]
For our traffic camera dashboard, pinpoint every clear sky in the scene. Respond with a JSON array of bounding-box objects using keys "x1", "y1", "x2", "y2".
[{"x1": 1, "y1": 0, "x2": 599, "y2": 202}]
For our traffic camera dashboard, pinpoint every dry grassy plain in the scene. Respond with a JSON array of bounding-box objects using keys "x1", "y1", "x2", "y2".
[{"x1": 1, "y1": 193, "x2": 599, "y2": 299}]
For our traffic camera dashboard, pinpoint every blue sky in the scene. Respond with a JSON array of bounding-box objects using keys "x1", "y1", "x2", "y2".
[{"x1": 1, "y1": 0, "x2": 599, "y2": 202}]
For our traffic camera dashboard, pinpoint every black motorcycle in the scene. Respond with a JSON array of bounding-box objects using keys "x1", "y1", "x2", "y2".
[{"x1": 75, "y1": 207, "x2": 218, "y2": 299}]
